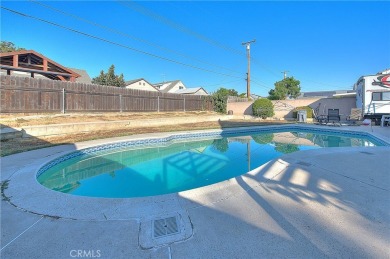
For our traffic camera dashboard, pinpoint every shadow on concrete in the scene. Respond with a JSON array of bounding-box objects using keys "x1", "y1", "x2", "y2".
[
  {"x1": 0, "y1": 124, "x2": 73, "y2": 157},
  {"x1": 173, "y1": 153, "x2": 388, "y2": 257},
  {"x1": 2, "y1": 125, "x2": 388, "y2": 257}
]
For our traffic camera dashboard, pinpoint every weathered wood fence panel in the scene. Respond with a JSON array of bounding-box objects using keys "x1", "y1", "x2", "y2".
[{"x1": 0, "y1": 75, "x2": 214, "y2": 113}]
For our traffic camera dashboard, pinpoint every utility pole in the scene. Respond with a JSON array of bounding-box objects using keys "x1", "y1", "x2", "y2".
[
  {"x1": 161, "y1": 73, "x2": 166, "y2": 83},
  {"x1": 281, "y1": 70, "x2": 289, "y2": 79},
  {"x1": 242, "y1": 39, "x2": 255, "y2": 98}
]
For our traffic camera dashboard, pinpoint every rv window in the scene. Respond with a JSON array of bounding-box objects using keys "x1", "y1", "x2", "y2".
[
  {"x1": 372, "y1": 92, "x2": 381, "y2": 101},
  {"x1": 383, "y1": 92, "x2": 390, "y2": 101},
  {"x1": 372, "y1": 92, "x2": 390, "y2": 101}
]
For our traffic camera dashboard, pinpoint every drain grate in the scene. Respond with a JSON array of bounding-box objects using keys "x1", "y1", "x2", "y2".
[
  {"x1": 360, "y1": 151, "x2": 374, "y2": 155},
  {"x1": 153, "y1": 216, "x2": 179, "y2": 238},
  {"x1": 297, "y1": 161, "x2": 312, "y2": 167}
]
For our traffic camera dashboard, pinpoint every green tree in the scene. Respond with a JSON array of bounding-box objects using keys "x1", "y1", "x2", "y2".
[
  {"x1": 252, "y1": 133, "x2": 274, "y2": 144},
  {"x1": 212, "y1": 93, "x2": 227, "y2": 114},
  {"x1": 92, "y1": 65, "x2": 125, "y2": 87},
  {"x1": 252, "y1": 98, "x2": 274, "y2": 119},
  {"x1": 268, "y1": 77, "x2": 301, "y2": 100},
  {"x1": 274, "y1": 143, "x2": 299, "y2": 154},
  {"x1": 211, "y1": 87, "x2": 238, "y2": 114},
  {"x1": 212, "y1": 138, "x2": 229, "y2": 153},
  {"x1": 0, "y1": 41, "x2": 25, "y2": 53},
  {"x1": 213, "y1": 87, "x2": 239, "y2": 97}
]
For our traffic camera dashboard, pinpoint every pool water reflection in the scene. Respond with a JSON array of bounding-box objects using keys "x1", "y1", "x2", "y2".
[{"x1": 37, "y1": 130, "x2": 382, "y2": 198}]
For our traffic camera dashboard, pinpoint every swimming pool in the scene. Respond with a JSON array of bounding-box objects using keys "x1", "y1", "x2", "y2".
[{"x1": 37, "y1": 126, "x2": 387, "y2": 198}]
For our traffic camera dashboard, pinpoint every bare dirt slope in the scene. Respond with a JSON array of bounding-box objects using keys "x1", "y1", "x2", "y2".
[{"x1": 0, "y1": 112, "x2": 289, "y2": 156}]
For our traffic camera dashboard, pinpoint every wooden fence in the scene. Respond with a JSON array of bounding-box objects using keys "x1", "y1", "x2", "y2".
[{"x1": 0, "y1": 75, "x2": 214, "y2": 113}]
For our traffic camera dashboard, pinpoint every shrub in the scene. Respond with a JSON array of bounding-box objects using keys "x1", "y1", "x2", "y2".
[
  {"x1": 212, "y1": 93, "x2": 227, "y2": 114},
  {"x1": 212, "y1": 138, "x2": 229, "y2": 152},
  {"x1": 274, "y1": 143, "x2": 300, "y2": 154},
  {"x1": 252, "y1": 133, "x2": 274, "y2": 144},
  {"x1": 292, "y1": 106, "x2": 313, "y2": 119},
  {"x1": 252, "y1": 98, "x2": 274, "y2": 119}
]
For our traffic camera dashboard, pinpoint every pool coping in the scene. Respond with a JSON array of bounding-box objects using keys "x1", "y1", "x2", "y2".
[{"x1": 3, "y1": 124, "x2": 390, "y2": 221}]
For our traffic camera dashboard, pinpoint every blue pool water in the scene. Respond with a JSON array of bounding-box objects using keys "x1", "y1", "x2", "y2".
[{"x1": 37, "y1": 129, "x2": 386, "y2": 198}]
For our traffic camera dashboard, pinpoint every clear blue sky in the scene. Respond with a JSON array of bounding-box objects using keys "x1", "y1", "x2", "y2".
[{"x1": 1, "y1": 1, "x2": 389, "y2": 96}]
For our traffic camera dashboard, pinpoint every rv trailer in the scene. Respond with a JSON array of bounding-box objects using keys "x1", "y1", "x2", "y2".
[{"x1": 355, "y1": 73, "x2": 390, "y2": 124}]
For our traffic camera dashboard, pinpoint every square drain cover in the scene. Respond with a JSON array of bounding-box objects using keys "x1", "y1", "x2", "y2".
[{"x1": 153, "y1": 216, "x2": 179, "y2": 238}]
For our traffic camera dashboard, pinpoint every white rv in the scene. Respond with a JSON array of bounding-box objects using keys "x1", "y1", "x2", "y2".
[{"x1": 355, "y1": 72, "x2": 390, "y2": 124}]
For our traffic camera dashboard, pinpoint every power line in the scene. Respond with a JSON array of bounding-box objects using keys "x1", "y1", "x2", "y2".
[
  {"x1": 117, "y1": 0, "x2": 244, "y2": 56},
  {"x1": 28, "y1": 0, "x2": 243, "y2": 76},
  {"x1": 1, "y1": 6, "x2": 244, "y2": 80},
  {"x1": 251, "y1": 79, "x2": 273, "y2": 90},
  {"x1": 202, "y1": 79, "x2": 243, "y2": 87},
  {"x1": 119, "y1": 0, "x2": 346, "y2": 90},
  {"x1": 118, "y1": 1, "x2": 296, "y2": 85},
  {"x1": 251, "y1": 59, "x2": 282, "y2": 79}
]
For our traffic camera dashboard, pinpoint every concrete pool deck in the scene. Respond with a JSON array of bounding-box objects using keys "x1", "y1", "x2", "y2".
[{"x1": 1, "y1": 124, "x2": 389, "y2": 258}]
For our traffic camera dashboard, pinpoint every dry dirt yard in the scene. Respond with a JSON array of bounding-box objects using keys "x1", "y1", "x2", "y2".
[{"x1": 0, "y1": 112, "x2": 290, "y2": 156}]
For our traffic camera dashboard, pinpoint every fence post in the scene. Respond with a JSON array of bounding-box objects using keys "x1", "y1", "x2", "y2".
[
  {"x1": 119, "y1": 94, "x2": 123, "y2": 112},
  {"x1": 62, "y1": 88, "x2": 65, "y2": 114},
  {"x1": 183, "y1": 97, "x2": 186, "y2": 112},
  {"x1": 157, "y1": 96, "x2": 160, "y2": 112}
]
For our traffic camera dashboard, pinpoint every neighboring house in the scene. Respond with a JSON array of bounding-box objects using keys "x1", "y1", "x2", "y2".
[
  {"x1": 0, "y1": 50, "x2": 80, "y2": 81},
  {"x1": 153, "y1": 80, "x2": 186, "y2": 93},
  {"x1": 297, "y1": 90, "x2": 354, "y2": 99},
  {"x1": 68, "y1": 67, "x2": 92, "y2": 84},
  {"x1": 125, "y1": 78, "x2": 158, "y2": 92},
  {"x1": 175, "y1": 87, "x2": 208, "y2": 95},
  {"x1": 250, "y1": 94, "x2": 261, "y2": 100}
]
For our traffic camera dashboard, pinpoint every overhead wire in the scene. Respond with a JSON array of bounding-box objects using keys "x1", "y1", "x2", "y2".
[
  {"x1": 1, "y1": 6, "x2": 245, "y2": 80},
  {"x1": 117, "y1": 1, "x2": 351, "y2": 92},
  {"x1": 202, "y1": 79, "x2": 243, "y2": 87},
  {"x1": 251, "y1": 79, "x2": 274, "y2": 90},
  {"x1": 119, "y1": 1, "x2": 290, "y2": 77},
  {"x1": 117, "y1": 0, "x2": 289, "y2": 86},
  {"x1": 28, "y1": 0, "x2": 244, "y2": 76},
  {"x1": 117, "y1": 0, "x2": 244, "y2": 56}
]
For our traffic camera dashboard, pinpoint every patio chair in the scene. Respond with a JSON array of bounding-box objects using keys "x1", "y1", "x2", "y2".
[
  {"x1": 381, "y1": 115, "x2": 390, "y2": 127},
  {"x1": 346, "y1": 108, "x2": 362, "y2": 125},
  {"x1": 312, "y1": 107, "x2": 327, "y2": 125},
  {"x1": 327, "y1": 109, "x2": 341, "y2": 126}
]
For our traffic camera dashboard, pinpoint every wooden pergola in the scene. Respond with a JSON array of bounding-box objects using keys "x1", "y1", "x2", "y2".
[{"x1": 0, "y1": 50, "x2": 80, "y2": 81}]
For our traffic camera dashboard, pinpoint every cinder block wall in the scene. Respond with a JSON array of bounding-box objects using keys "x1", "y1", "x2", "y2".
[{"x1": 227, "y1": 97, "x2": 356, "y2": 120}]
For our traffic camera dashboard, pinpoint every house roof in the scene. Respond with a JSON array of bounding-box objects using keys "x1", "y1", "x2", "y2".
[
  {"x1": 67, "y1": 67, "x2": 92, "y2": 84},
  {"x1": 125, "y1": 78, "x2": 143, "y2": 85},
  {"x1": 298, "y1": 90, "x2": 354, "y2": 98},
  {"x1": 125, "y1": 78, "x2": 158, "y2": 91},
  {"x1": 250, "y1": 94, "x2": 261, "y2": 100},
  {"x1": 0, "y1": 50, "x2": 80, "y2": 81},
  {"x1": 175, "y1": 87, "x2": 208, "y2": 95},
  {"x1": 153, "y1": 80, "x2": 181, "y2": 93},
  {"x1": 125, "y1": 78, "x2": 154, "y2": 86}
]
